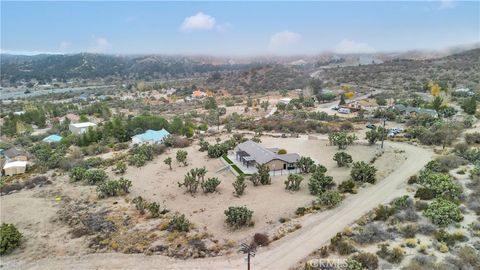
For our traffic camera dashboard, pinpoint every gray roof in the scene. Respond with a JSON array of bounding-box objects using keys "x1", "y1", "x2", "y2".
[
  {"x1": 4, "y1": 148, "x2": 27, "y2": 158},
  {"x1": 236, "y1": 140, "x2": 300, "y2": 164}
]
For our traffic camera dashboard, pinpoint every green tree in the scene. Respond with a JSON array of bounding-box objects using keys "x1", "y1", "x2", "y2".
[
  {"x1": 168, "y1": 214, "x2": 191, "y2": 232},
  {"x1": 178, "y1": 171, "x2": 199, "y2": 194},
  {"x1": 201, "y1": 177, "x2": 221, "y2": 193},
  {"x1": 0, "y1": 223, "x2": 22, "y2": 255},
  {"x1": 333, "y1": 152, "x2": 353, "y2": 167},
  {"x1": 164, "y1": 157, "x2": 172, "y2": 170},
  {"x1": 257, "y1": 163, "x2": 271, "y2": 185},
  {"x1": 285, "y1": 174, "x2": 304, "y2": 191},
  {"x1": 249, "y1": 173, "x2": 261, "y2": 186},
  {"x1": 462, "y1": 96, "x2": 477, "y2": 115},
  {"x1": 233, "y1": 174, "x2": 247, "y2": 196},
  {"x1": 308, "y1": 166, "x2": 334, "y2": 195},
  {"x1": 329, "y1": 132, "x2": 357, "y2": 150},
  {"x1": 351, "y1": 161, "x2": 377, "y2": 184},
  {"x1": 224, "y1": 206, "x2": 253, "y2": 228},
  {"x1": 176, "y1": 150, "x2": 188, "y2": 166},
  {"x1": 296, "y1": 156, "x2": 316, "y2": 173},
  {"x1": 365, "y1": 127, "x2": 385, "y2": 145},
  {"x1": 317, "y1": 190, "x2": 343, "y2": 208}
]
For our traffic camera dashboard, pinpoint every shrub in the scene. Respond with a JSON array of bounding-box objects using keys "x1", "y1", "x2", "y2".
[
  {"x1": 351, "y1": 161, "x2": 377, "y2": 184},
  {"x1": 84, "y1": 169, "x2": 108, "y2": 185},
  {"x1": 113, "y1": 161, "x2": 127, "y2": 175},
  {"x1": 338, "y1": 180, "x2": 356, "y2": 193},
  {"x1": 147, "y1": 202, "x2": 161, "y2": 218},
  {"x1": 345, "y1": 259, "x2": 363, "y2": 270},
  {"x1": 408, "y1": 175, "x2": 418, "y2": 184},
  {"x1": 163, "y1": 157, "x2": 172, "y2": 170},
  {"x1": 373, "y1": 205, "x2": 395, "y2": 221},
  {"x1": 176, "y1": 150, "x2": 188, "y2": 166},
  {"x1": 400, "y1": 224, "x2": 418, "y2": 238},
  {"x1": 168, "y1": 214, "x2": 191, "y2": 232},
  {"x1": 295, "y1": 207, "x2": 306, "y2": 216},
  {"x1": 132, "y1": 196, "x2": 147, "y2": 215},
  {"x1": 308, "y1": 168, "x2": 334, "y2": 195},
  {"x1": 333, "y1": 152, "x2": 353, "y2": 167},
  {"x1": 434, "y1": 229, "x2": 468, "y2": 246},
  {"x1": 233, "y1": 174, "x2": 247, "y2": 196},
  {"x1": 352, "y1": 222, "x2": 392, "y2": 244},
  {"x1": 351, "y1": 252, "x2": 379, "y2": 270},
  {"x1": 328, "y1": 132, "x2": 357, "y2": 150},
  {"x1": 419, "y1": 172, "x2": 462, "y2": 201},
  {"x1": 96, "y1": 178, "x2": 132, "y2": 198},
  {"x1": 201, "y1": 177, "x2": 221, "y2": 193},
  {"x1": 424, "y1": 198, "x2": 463, "y2": 226},
  {"x1": 284, "y1": 174, "x2": 303, "y2": 191},
  {"x1": 224, "y1": 206, "x2": 253, "y2": 228},
  {"x1": 257, "y1": 164, "x2": 271, "y2": 185},
  {"x1": 252, "y1": 233, "x2": 270, "y2": 246},
  {"x1": 249, "y1": 173, "x2": 261, "y2": 186},
  {"x1": 317, "y1": 190, "x2": 343, "y2": 208},
  {"x1": 69, "y1": 166, "x2": 86, "y2": 182},
  {"x1": 415, "y1": 187, "x2": 435, "y2": 200},
  {"x1": 0, "y1": 223, "x2": 22, "y2": 255},
  {"x1": 296, "y1": 156, "x2": 316, "y2": 174},
  {"x1": 277, "y1": 149, "x2": 287, "y2": 155},
  {"x1": 389, "y1": 246, "x2": 405, "y2": 264},
  {"x1": 178, "y1": 171, "x2": 199, "y2": 194}
]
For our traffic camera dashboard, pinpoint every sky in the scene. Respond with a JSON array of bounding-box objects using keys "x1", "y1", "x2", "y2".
[{"x1": 1, "y1": 1, "x2": 479, "y2": 55}]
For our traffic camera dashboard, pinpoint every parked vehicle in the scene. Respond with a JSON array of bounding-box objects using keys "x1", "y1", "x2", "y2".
[
  {"x1": 366, "y1": 124, "x2": 376, "y2": 129},
  {"x1": 338, "y1": 108, "x2": 351, "y2": 114}
]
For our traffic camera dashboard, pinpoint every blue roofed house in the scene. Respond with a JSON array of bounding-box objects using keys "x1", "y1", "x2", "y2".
[
  {"x1": 43, "y1": 134, "x2": 63, "y2": 143},
  {"x1": 131, "y1": 129, "x2": 170, "y2": 145}
]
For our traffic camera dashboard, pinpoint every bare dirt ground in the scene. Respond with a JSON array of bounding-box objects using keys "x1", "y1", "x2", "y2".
[{"x1": 1, "y1": 140, "x2": 431, "y2": 270}]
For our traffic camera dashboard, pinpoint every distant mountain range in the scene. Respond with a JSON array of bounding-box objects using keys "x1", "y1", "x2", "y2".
[{"x1": 1, "y1": 43, "x2": 478, "y2": 83}]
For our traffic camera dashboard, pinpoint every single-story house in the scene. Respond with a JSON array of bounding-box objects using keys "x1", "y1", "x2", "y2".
[
  {"x1": 132, "y1": 129, "x2": 170, "y2": 145},
  {"x1": 394, "y1": 105, "x2": 438, "y2": 118},
  {"x1": 69, "y1": 122, "x2": 97, "y2": 135},
  {"x1": 234, "y1": 140, "x2": 300, "y2": 171},
  {"x1": 14, "y1": 111, "x2": 25, "y2": 116},
  {"x1": 3, "y1": 160, "x2": 27, "y2": 176},
  {"x1": 42, "y1": 134, "x2": 63, "y2": 143},
  {"x1": 4, "y1": 148, "x2": 28, "y2": 161}
]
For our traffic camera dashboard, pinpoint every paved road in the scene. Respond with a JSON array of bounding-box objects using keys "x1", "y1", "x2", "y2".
[{"x1": 3, "y1": 142, "x2": 432, "y2": 270}]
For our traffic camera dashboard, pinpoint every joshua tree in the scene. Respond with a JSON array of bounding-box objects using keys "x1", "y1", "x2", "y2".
[{"x1": 164, "y1": 157, "x2": 172, "y2": 170}]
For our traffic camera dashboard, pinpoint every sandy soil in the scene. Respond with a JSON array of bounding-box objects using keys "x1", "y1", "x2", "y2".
[{"x1": 1, "y1": 141, "x2": 431, "y2": 270}]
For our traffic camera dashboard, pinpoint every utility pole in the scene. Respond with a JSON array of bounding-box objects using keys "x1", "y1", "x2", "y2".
[{"x1": 240, "y1": 243, "x2": 256, "y2": 270}]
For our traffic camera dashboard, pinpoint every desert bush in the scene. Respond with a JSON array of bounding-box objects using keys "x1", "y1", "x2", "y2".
[
  {"x1": 465, "y1": 132, "x2": 480, "y2": 145},
  {"x1": 445, "y1": 246, "x2": 480, "y2": 269},
  {"x1": 249, "y1": 173, "x2": 260, "y2": 186},
  {"x1": 330, "y1": 233, "x2": 356, "y2": 255},
  {"x1": 351, "y1": 161, "x2": 377, "y2": 184},
  {"x1": 224, "y1": 206, "x2": 253, "y2": 228},
  {"x1": 352, "y1": 222, "x2": 392, "y2": 244},
  {"x1": 168, "y1": 214, "x2": 191, "y2": 232},
  {"x1": 317, "y1": 190, "x2": 343, "y2": 208},
  {"x1": 284, "y1": 174, "x2": 303, "y2": 191},
  {"x1": 147, "y1": 202, "x2": 161, "y2": 218},
  {"x1": 395, "y1": 209, "x2": 419, "y2": 222},
  {"x1": 434, "y1": 229, "x2": 468, "y2": 246},
  {"x1": 201, "y1": 177, "x2": 221, "y2": 193},
  {"x1": 400, "y1": 224, "x2": 418, "y2": 238},
  {"x1": 257, "y1": 164, "x2": 271, "y2": 185},
  {"x1": 69, "y1": 166, "x2": 87, "y2": 182},
  {"x1": 373, "y1": 205, "x2": 395, "y2": 221},
  {"x1": 338, "y1": 180, "x2": 356, "y2": 194},
  {"x1": 233, "y1": 175, "x2": 247, "y2": 196},
  {"x1": 424, "y1": 198, "x2": 463, "y2": 226},
  {"x1": 132, "y1": 196, "x2": 147, "y2": 215},
  {"x1": 277, "y1": 149, "x2": 287, "y2": 154},
  {"x1": 345, "y1": 258, "x2": 363, "y2": 270},
  {"x1": 178, "y1": 171, "x2": 199, "y2": 194},
  {"x1": 351, "y1": 252, "x2": 379, "y2": 270},
  {"x1": 96, "y1": 178, "x2": 132, "y2": 198},
  {"x1": 328, "y1": 132, "x2": 357, "y2": 150},
  {"x1": 408, "y1": 175, "x2": 419, "y2": 184},
  {"x1": 84, "y1": 169, "x2": 108, "y2": 185},
  {"x1": 0, "y1": 223, "x2": 22, "y2": 255},
  {"x1": 308, "y1": 168, "x2": 334, "y2": 195},
  {"x1": 333, "y1": 152, "x2": 353, "y2": 167},
  {"x1": 419, "y1": 172, "x2": 462, "y2": 201},
  {"x1": 113, "y1": 161, "x2": 127, "y2": 175},
  {"x1": 252, "y1": 233, "x2": 270, "y2": 246},
  {"x1": 176, "y1": 150, "x2": 188, "y2": 166},
  {"x1": 296, "y1": 156, "x2": 316, "y2": 174},
  {"x1": 415, "y1": 187, "x2": 435, "y2": 200},
  {"x1": 436, "y1": 155, "x2": 468, "y2": 170},
  {"x1": 417, "y1": 222, "x2": 436, "y2": 235}
]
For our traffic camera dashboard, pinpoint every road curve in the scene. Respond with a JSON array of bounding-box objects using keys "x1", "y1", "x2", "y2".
[{"x1": 2, "y1": 142, "x2": 432, "y2": 270}]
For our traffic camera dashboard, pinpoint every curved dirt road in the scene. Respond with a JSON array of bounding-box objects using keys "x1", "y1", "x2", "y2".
[{"x1": 3, "y1": 142, "x2": 432, "y2": 270}]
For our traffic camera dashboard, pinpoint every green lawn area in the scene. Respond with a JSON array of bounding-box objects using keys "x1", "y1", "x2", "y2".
[{"x1": 222, "y1": 155, "x2": 251, "y2": 176}]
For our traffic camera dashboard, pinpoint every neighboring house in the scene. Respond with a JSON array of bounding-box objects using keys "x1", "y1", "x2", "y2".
[
  {"x1": 395, "y1": 105, "x2": 438, "y2": 118},
  {"x1": 13, "y1": 111, "x2": 25, "y2": 116},
  {"x1": 3, "y1": 160, "x2": 27, "y2": 176},
  {"x1": 69, "y1": 122, "x2": 97, "y2": 135},
  {"x1": 42, "y1": 134, "x2": 63, "y2": 143},
  {"x1": 278, "y1": 98, "x2": 292, "y2": 105},
  {"x1": 234, "y1": 140, "x2": 300, "y2": 171},
  {"x1": 4, "y1": 148, "x2": 28, "y2": 161},
  {"x1": 191, "y1": 90, "x2": 207, "y2": 99},
  {"x1": 131, "y1": 129, "x2": 170, "y2": 145}
]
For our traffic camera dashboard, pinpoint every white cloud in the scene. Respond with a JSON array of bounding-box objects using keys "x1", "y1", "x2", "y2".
[
  {"x1": 180, "y1": 12, "x2": 216, "y2": 32},
  {"x1": 334, "y1": 39, "x2": 375, "y2": 54},
  {"x1": 439, "y1": 0, "x2": 456, "y2": 9},
  {"x1": 269, "y1": 31, "x2": 302, "y2": 48},
  {"x1": 0, "y1": 49, "x2": 63, "y2": 55},
  {"x1": 88, "y1": 37, "x2": 112, "y2": 53}
]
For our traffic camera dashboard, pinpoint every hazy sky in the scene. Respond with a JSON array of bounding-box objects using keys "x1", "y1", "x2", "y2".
[{"x1": 1, "y1": 1, "x2": 479, "y2": 55}]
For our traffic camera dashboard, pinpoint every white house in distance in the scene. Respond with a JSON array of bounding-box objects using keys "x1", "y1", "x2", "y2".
[
  {"x1": 278, "y1": 98, "x2": 292, "y2": 105},
  {"x1": 3, "y1": 160, "x2": 27, "y2": 176},
  {"x1": 69, "y1": 122, "x2": 97, "y2": 135},
  {"x1": 131, "y1": 129, "x2": 170, "y2": 145}
]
